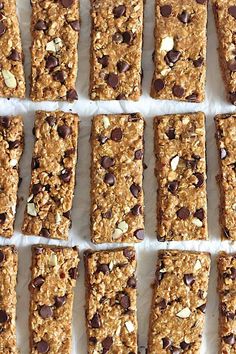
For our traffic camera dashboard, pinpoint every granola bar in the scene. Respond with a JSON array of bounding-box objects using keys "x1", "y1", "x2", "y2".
[
  {"x1": 0, "y1": 115, "x2": 24, "y2": 238},
  {"x1": 0, "y1": 0, "x2": 25, "y2": 98},
  {"x1": 22, "y1": 111, "x2": 78, "y2": 240},
  {"x1": 148, "y1": 250, "x2": 211, "y2": 354},
  {"x1": 151, "y1": 0, "x2": 207, "y2": 102},
  {"x1": 215, "y1": 114, "x2": 236, "y2": 240},
  {"x1": 218, "y1": 252, "x2": 236, "y2": 353},
  {"x1": 0, "y1": 246, "x2": 18, "y2": 354},
  {"x1": 30, "y1": 0, "x2": 80, "y2": 101},
  {"x1": 90, "y1": 113, "x2": 144, "y2": 243},
  {"x1": 212, "y1": 1, "x2": 236, "y2": 105},
  {"x1": 89, "y1": 0, "x2": 143, "y2": 100},
  {"x1": 84, "y1": 247, "x2": 138, "y2": 354},
  {"x1": 154, "y1": 112, "x2": 208, "y2": 241}
]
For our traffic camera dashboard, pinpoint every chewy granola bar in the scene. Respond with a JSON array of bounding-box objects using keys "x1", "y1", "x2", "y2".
[
  {"x1": 0, "y1": 0, "x2": 25, "y2": 98},
  {"x1": 90, "y1": 113, "x2": 144, "y2": 243},
  {"x1": 0, "y1": 115, "x2": 24, "y2": 238},
  {"x1": 89, "y1": 0, "x2": 143, "y2": 100},
  {"x1": 154, "y1": 112, "x2": 208, "y2": 241},
  {"x1": 218, "y1": 252, "x2": 236, "y2": 353},
  {"x1": 30, "y1": 0, "x2": 80, "y2": 101},
  {"x1": 84, "y1": 247, "x2": 138, "y2": 354},
  {"x1": 22, "y1": 111, "x2": 78, "y2": 240},
  {"x1": 29, "y1": 245, "x2": 79, "y2": 354},
  {"x1": 212, "y1": 1, "x2": 236, "y2": 105},
  {"x1": 0, "y1": 246, "x2": 18, "y2": 354},
  {"x1": 151, "y1": 0, "x2": 207, "y2": 102},
  {"x1": 215, "y1": 114, "x2": 236, "y2": 240},
  {"x1": 148, "y1": 250, "x2": 211, "y2": 354}
]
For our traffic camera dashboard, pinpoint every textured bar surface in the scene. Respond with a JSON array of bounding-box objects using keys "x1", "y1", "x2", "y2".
[
  {"x1": 148, "y1": 249, "x2": 211, "y2": 354},
  {"x1": 0, "y1": 116, "x2": 24, "y2": 238},
  {"x1": 154, "y1": 112, "x2": 207, "y2": 241},
  {"x1": 0, "y1": 0, "x2": 25, "y2": 98},
  {"x1": 22, "y1": 111, "x2": 78, "y2": 240},
  {"x1": 215, "y1": 114, "x2": 236, "y2": 240},
  {"x1": 218, "y1": 252, "x2": 236, "y2": 354},
  {"x1": 84, "y1": 247, "x2": 138, "y2": 354},
  {"x1": 90, "y1": 113, "x2": 144, "y2": 243},
  {"x1": 0, "y1": 246, "x2": 18, "y2": 354},
  {"x1": 29, "y1": 245, "x2": 79, "y2": 354},
  {"x1": 151, "y1": 0, "x2": 207, "y2": 102},
  {"x1": 212, "y1": 1, "x2": 236, "y2": 105},
  {"x1": 89, "y1": 0, "x2": 143, "y2": 100},
  {"x1": 30, "y1": 0, "x2": 80, "y2": 101}
]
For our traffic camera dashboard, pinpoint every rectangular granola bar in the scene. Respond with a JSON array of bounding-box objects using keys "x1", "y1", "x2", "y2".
[
  {"x1": 148, "y1": 250, "x2": 211, "y2": 354},
  {"x1": 154, "y1": 112, "x2": 208, "y2": 241},
  {"x1": 215, "y1": 114, "x2": 236, "y2": 240},
  {"x1": 84, "y1": 247, "x2": 138, "y2": 354},
  {"x1": 212, "y1": 1, "x2": 236, "y2": 105},
  {"x1": 151, "y1": 0, "x2": 207, "y2": 102},
  {"x1": 218, "y1": 252, "x2": 236, "y2": 352},
  {"x1": 89, "y1": 0, "x2": 143, "y2": 100},
  {"x1": 0, "y1": 0, "x2": 25, "y2": 98},
  {"x1": 29, "y1": 245, "x2": 79, "y2": 354},
  {"x1": 90, "y1": 113, "x2": 144, "y2": 243},
  {"x1": 0, "y1": 116, "x2": 24, "y2": 238},
  {"x1": 0, "y1": 246, "x2": 18, "y2": 354},
  {"x1": 22, "y1": 111, "x2": 79, "y2": 240},
  {"x1": 30, "y1": 0, "x2": 80, "y2": 101}
]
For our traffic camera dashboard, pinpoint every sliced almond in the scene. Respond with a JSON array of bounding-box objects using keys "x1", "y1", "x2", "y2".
[
  {"x1": 27, "y1": 203, "x2": 37, "y2": 216},
  {"x1": 176, "y1": 307, "x2": 191, "y2": 319},
  {"x1": 102, "y1": 116, "x2": 110, "y2": 129},
  {"x1": 55, "y1": 212, "x2": 61, "y2": 225},
  {"x1": 46, "y1": 37, "x2": 63, "y2": 52},
  {"x1": 27, "y1": 194, "x2": 34, "y2": 202},
  {"x1": 192, "y1": 218, "x2": 203, "y2": 227},
  {"x1": 117, "y1": 221, "x2": 128, "y2": 233},
  {"x1": 2, "y1": 70, "x2": 17, "y2": 89},
  {"x1": 125, "y1": 321, "x2": 134, "y2": 333},
  {"x1": 9, "y1": 159, "x2": 17, "y2": 167},
  {"x1": 49, "y1": 254, "x2": 58, "y2": 266},
  {"x1": 112, "y1": 228, "x2": 123, "y2": 240},
  {"x1": 160, "y1": 36, "x2": 174, "y2": 52},
  {"x1": 194, "y1": 259, "x2": 202, "y2": 271},
  {"x1": 170, "y1": 155, "x2": 179, "y2": 171}
]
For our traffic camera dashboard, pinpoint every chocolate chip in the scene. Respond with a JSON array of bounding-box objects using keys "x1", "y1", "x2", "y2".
[
  {"x1": 0, "y1": 3, "x2": 4, "y2": 10},
  {"x1": 46, "y1": 55, "x2": 59, "y2": 69},
  {"x1": 113, "y1": 32, "x2": 123, "y2": 43},
  {"x1": 46, "y1": 116, "x2": 55, "y2": 126},
  {"x1": 35, "y1": 20, "x2": 48, "y2": 30},
  {"x1": 107, "y1": 73, "x2": 119, "y2": 89},
  {"x1": 197, "y1": 303, "x2": 206, "y2": 313},
  {"x1": 196, "y1": 0, "x2": 207, "y2": 3},
  {"x1": 61, "y1": 168, "x2": 72, "y2": 183},
  {"x1": 8, "y1": 140, "x2": 20, "y2": 149},
  {"x1": 60, "y1": 0, "x2": 74, "y2": 7},
  {"x1": 89, "y1": 337, "x2": 97, "y2": 344},
  {"x1": 67, "y1": 89, "x2": 78, "y2": 101},
  {"x1": 0, "y1": 116, "x2": 10, "y2": 128},
  {"x1": 162, "y1": 337, "x2": 172, "y2": 349},
  {"x1": 229, "y1": 6, "x2": 236, "y2": 19},
  {"x1": 157, "y1": 299, "x2": 167, "y2": 310},
  {"x1": 178, "y1": 10, "x2": 190, "y2": 24},
  {"x1": 69, "y1": 20, "x2": 80, "y2": 31},
  {"x1": 228, "y1": 60, "x2": 236, "y2": 72},
  {"x1": 193, "y1": 172, "x2": 204, "y2": 188},
  {"x1": 40, "y1": 228, "x2": 50, "y2": 238},
  {"x1": 193, "y1": 57, "x2": 204, "y2": 67},
  {"x1": 97, "y1": 264, "x2": 110, "y2": 275},
  {"x1": 39, "y1": 305, "x2": 53, "y2": 319},
  {"x1": 176, "y1": 207, "x2": 190, "y2": 220},
  {"x1": 122, "y1": 31, "x2": 133, "y2": 44},
  {"x1": 32, "y1": 183, "x2": 43, "y2": 195},
  {"x1": 123, "y1": 248, "x2": 134, "y2": 259},
  {"x1": 186, "y1": 93, "x2": 198, "y2": 102},
  {"x1": 8, "y1": 49, "x2": 21, "y2": 61},
  {"x1": 104, "y1": 173, "x2": 115, "y2": 186},
  {"x1": 154, "y1": 78, "x2": 165, "y2": 92},
  {"x1": 90, "y1": 312, "x2": 101, "y2": 328},
  {"x1": 0, "y1": 213, "x2": 6, "y2": 225},
  {"x1": 170, "y1": 347, "x2": 181, "y2": 354},
  {"x1": 102, "y1": 337, "x2": 113, "y2": 352},
  {"x1": 111, "y1": 127, "x2": 122, "y2": 141},
  {"x1": 168, "y1": 180, "x2": 179, "y2": 195},
  {"x1": 120, "y1": 293, "x2": 130, "y2": 309},
  {"x1": 116, "y1": 93, "x2": 126, "y2": 100},
  {"x1": 0, "y1": 22, "x2": 6, "y2": 36},
  {"x1": 54, "y1": 70, "x2": 66, "y2": 83},
  {"x1": 0, "y1": 310, "x2": 8, "y2": 323},
  {"x1": 101, "y1": 156, "x2": 114, "y2": 169},
  {"x1": 36, "y1": 340, "x2": 50, "y2": 353},
  {"x1": 128, "y1": 113, "x2": 140, "y2": 122},
  {"x1": 54, "y1": 295, "x2": 66, "y2": 308},
  {"x1": 165, "y1": 50, "x2": 181, "y2": 65},
  {"x1": 223, "y1": 333, "x2": 235, "y2": 345},
  {"x1": 98, "y1": 55, "x2": 109, "y2": 68},
  {"x1": 31, "y1": 276, "x2": 44, "y2": 289},
  {"x1": 98, "y1": 134, "x2": 108, "y2": 145},
  {"x1": 166, "y1": 127, "x2": 175, "y2": 140},
  {"x1": 117, "y1": 60, "x2": 130, "y2": 73},
  {"x1": 180, "y1": 341, "x2": 191, "y2": 350},
  {"x1": 134, "y1": 228, "x2": 144, "y2": 240},
  {"x1": 127, "y1": 276, "x2": 136, "y2": 288},
  {"x1": 101, "y1": 210, "x2": 112, "y2": 219},
  {"x1": 172, "y1": 85, "x2": 185, "y2": 97},
  {"x1": 131, "y1": 204, "x2": 142, "y2": 215},
  {"x1": 63, "y1": 211, "x2": 71, "y2": 221},
  {"x1": 69, "y1": 267, "x2": 78, "y2": 279},
  {"x1": 220, "y1": 148, "x2": 227, "y2": 159},
  {"x1": 0, "y1": 250, "x2": 5, "y2": 263},
  {"x1": 194, "y1": 208, "x2": 204, "y2": 221},
  {"x1": 65, "y1": 148, "x2": 75, "y2": 157},
  {"x1": 134, "y1": 149, "x2": 143, "y2": 160},
  {"x1": 113, "y1": 5, "x2": 126, "y2": 18},
  {"x1": 57, "y1": 125, "x2": 71, "y2": 138},
  {"x1": 31, "y1": 157, "x2": 40, "y2": 170},
  {"x1": 160, "y1": 5, "x2": 172, "y2": 17},
  {"x1": 130, "y1": 183, "x2": 141, "y2": 198},
  {"x1": 184, "y1": 274, "x2": 195, "y2": 286},
  {"x1": 34, "y1": 247, "x2": 43, "y2": 255}
]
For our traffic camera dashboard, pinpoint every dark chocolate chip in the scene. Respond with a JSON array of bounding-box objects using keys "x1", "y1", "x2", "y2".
[
  {"x1": 193, "y1": 57, "x2": 204, "y2": 67},
  {"x1": 0, "y1": 213, "x2": 6, "y2": 225},
  {"x1": 58, "y1": 125, "x2": 71, "y2": 138},
  {"x1": 112, "y1": 32, "x2": 123, "y2": 43},
  {"x1": 90, "y1": 312, "x2": 101, "y2": 328},
  {"x1": 98, "y1": 55, "x2": 109, "y2": 68},
  {"x1": 54, "y1": 295, "x2": 66, "y2": 308},
  {"x1": 46, "y1": 116, "x2": 55, "y2": 126},
  {"x1": 31, "y1": 157, "x2": 40, "y2": 170},
  {"x1": 107, "y1": 73, "x2": 119, "y2": 89},
  {"x1": 170, "y1": 347, "x2": 181, "y2": 354},
  {"x1": 0, "y1": 116, "x2": 10, "y2": 128},
  {"x1": 31, "y1": 276, "x2": 44, "y2": 289},
  {"x1": 223, "y1": 333, "x2": 235, "y2": 345},
  {"x1": 128, "y1": 113, "x2": 140, "y2": 122},
  {"x1": 134, "y1": 228, "x2": 144, "y2": 240},
  {"x1": 197, "y1": 303, "x2": 206, "y2": 313},
  {"x1": 120, "y1": 294, "x2": 130, "y2": 309},
  {"x1": 160, "y1": 5, "x2": 172, "y2": 17},
  {"x1": 101, "y1": 210, "x2": 112, "y2": 219},
  {"x1": 166, "y1": 127, "x2": 175, "y2": 140},
  {"x1": 61, "y1": 168, "x2": 72, "y2": 183},
  {"x1": 54, "y1": 70, "x2": 66, "y2": 83},
  {"x1": 113, "y1": 5, "x2": 126, "y2": 18},
  {"x1": 127, "y1": 276, "x2": 136, "y2": 288},
  {"x1": 168, "y1": 180, "x2": 179, "y2": 195},
  {"x1": 194, "y1": 208, "x2": 204, "y2": 221},
  {"x1": 154, "y1": 78, "x2": 165, "y2": 92},
  {"x1": 0, "y1": 3, "x2": 4, "y2": 10},
  {"x1": 0, "y1": 310, "x2": 8, "y2": 323},
  {"x1": 69, "y1": 267, "x2": 78, "y2": 279},
  {"x1": 0, "y1": 22, "x2": 6, "y2": 36},
  {"x1": 40, "y1": 228, "x2": 50, "y2": 238},
  {"x1": 134, "y1": 149, "x2": 143, "y2": 160},
  {"x1": 184, "y1": 273, "x2": 195, "y2": 286},
  {"x1": 176, "y1": 207, "x2": 190, "y2": 220},
  {"x1": 34, "y1": 247, "x2": 43, "y2": 255},
  {"x1": 8, "y1": 140, "x2": 20, "y2": 149},
  {"x1": 36, "y1": 340, "x2": 50, "y2": 353},
  {"x1": 122, "y1": 31, "x2": 133, "y2": 44},
  {"x1": 157, "y1": 235, "x2": 166, "y2": 242},
  {"x1": 102, "y1": 336, "x2": 113, "y2": 352},
  {"x1": 220, "y1": 148, "x2": 227, "y2": 159},
  {"x1": 111, "y1": 127, "x2": 122, "y2": 141},
  {"x1": 89, "y1": 337, "x2": 97, "y2": 344},
  {"x1": 117, "y1": 60, "x2": 130, "y2": 73},
  {"x1": 69, "y1": 20, "x2": 80, "y2": 31},
  {"x1": 186, "y1": 93, "x2": 198, "y2": 102},
  {"x1": 165, "y1": 50, "x2": 181, "y2": 65},
  {"x1": 180, "y1": 341, "x2": 191, "y2": 350},
  {"x1": 193, "y1": 172, "x2": 204, "y2": 188},
  {"x1": 104, "y1": 173, "x2": 115, "y2": 186},
  {"x1": 0, "y1": 250, "x2": 5, "y2": 263},
  {"x1": 229, "y1": 6, "x2": 236, "y2": 19},
  {"x1": 172, "y1": 85, "x2": 185, "y2": 97},
  {"x1": 131, "y1": 204, "x2": 142, "y2": 215},
  {"x1": 64, "y1": 148, "x2": 75, "y2": 157},
  {"x1": 98, "y1": 135, "x2": 108, "y2": 145},
  {"x1": 63, "y1": 210, "x2": 71, "y2": 220},
  {"x1": 60, "y1": 0, "x2": 74, "y2": 8},
  {"x1": 46, "y1": 55, "x2": 58, "y2": 69},
  {"x1": 123, "y1": 248, "x2": 134, "y2": 259},
  {"x1": 116, "y1": 93, "x2": 126, "y2": 100},
  {"x1": 162, "y1": 337, "x2": 172, "y2": 349},
  {"x1": 39, "y1": 305, "x2": 53, "y2": 319},
  {"x1": 130, "y1": 183, "x2": 141, "y2": 198},
  {"x1": 178, "y1": 10, "x2": 190, "y2": 24},
  {"x1": 97, "y1": 264, "x2": 110, "y2": 275},
  {"x1": 34, "y1": 20, "x2": 48, "y2": 30},
  {"x1": 8, "y1": 49, "x2": 21, "y2": 61},
  {"x1": 67, "y1": 89, "x2": 78, "y2": 101},
  {"x1": 157, "y1": 299, "x2": 167, "y2": 310},
  {"x1": 32, "y1": 183, "x2": 43, "y2": 195},
  {"x1": 101, "y1": 156, "x2": 114, "y2": 169}
]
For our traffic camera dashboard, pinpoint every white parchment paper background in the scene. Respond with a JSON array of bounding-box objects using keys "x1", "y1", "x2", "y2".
[{"x1": 0, "y1": 1, "x2": 236, "y2": 353}]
